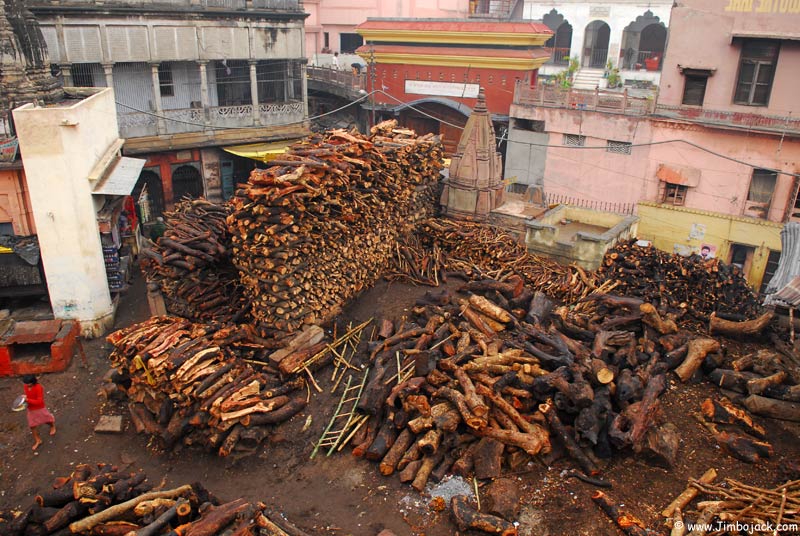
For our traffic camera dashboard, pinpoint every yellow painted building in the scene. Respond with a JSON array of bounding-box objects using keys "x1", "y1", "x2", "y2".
[{"x1": 637, "y1": 202, "x2": 782, "y2": 291}]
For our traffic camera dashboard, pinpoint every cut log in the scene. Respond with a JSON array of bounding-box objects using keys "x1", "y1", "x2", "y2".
[
  {"x1": 674, "y1": 339, "x2": 720, "y2": 382},
  {"x1": 540, "y1": 401, "x2": 597, "y2": 475},
  {"x1": 708, "y1": 369, "x2": 760, "y2": 393},
  {"x1": 473, "y1": 438, "x2": 504, "y2": 480},
  {"x1": 183, "y1": 499, "x2": 250, "y2": 536},
  {"x1": 638, "y1": 422, "x2": 680, "y2": 469},
  {"x1": 709, "y1": 311, "x2": 774, "y2": 338},
  {"x1": 746, "y1": 371, "x2": 787, "y2": 395},
  {"x1": 700, "y1": 398, "x2": 766, "y2": 439},
  {"x1": 639, "y1": 303, "x2": 677, "y2": 334},
  {"x1": 662, "y1": 468, "x2": 718, "y2": 517},
  {"x1": 743, "y1": 394, "x2": 800, "y2": 422},
  {"x1": 379, "y1": 428, "x2": 415, "y2": 476},
  {"x1": 450, "y1": 495, "x2": 516, "y2": 536},
  {"x1": 68, "y1": 485, "x2": 192, "y2": 533},
  {"x1": 592, "y1": 491, "x2": 648, "y2": 536}
]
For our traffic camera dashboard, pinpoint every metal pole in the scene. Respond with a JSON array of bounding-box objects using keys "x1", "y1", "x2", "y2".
[{"x1": 369, "y1": 45, "x2": 376, "y2": 129}]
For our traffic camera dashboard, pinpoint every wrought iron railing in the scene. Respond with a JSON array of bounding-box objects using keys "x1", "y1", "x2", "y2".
[
  {"x1": 585, "y1": 48, "x2": 608, "y2": 69},
  {"x1": 513, "y1": 80, "x2": 655, "y2": 116},
  {"x1": 545, "y1": 47, "x2": 571, "y2": 66}
]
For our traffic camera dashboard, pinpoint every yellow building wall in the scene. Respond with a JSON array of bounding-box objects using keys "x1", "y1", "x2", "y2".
[{"x1": 637, "y1": 202, "x2": 782, "y2": 290}]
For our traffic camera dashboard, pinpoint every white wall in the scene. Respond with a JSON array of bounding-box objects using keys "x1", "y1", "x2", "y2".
[
  {"x1": 13, "y1": 89, "x2": 119, "y2": 337},
  {"x1": 522, "y1": 0, "x2": 672, "y2": 70}
]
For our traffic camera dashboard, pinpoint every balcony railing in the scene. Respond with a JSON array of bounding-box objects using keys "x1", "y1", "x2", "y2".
[
  {"x1": 584, "y1": 48, "x2": 608, "y2": 69},
  {"x1": 469, "y1": 0, "x2": 515, "y2": 18},
  {"x1": 30, "y1": 0, "x2": 300, "y2": 9},
  {"x1": 307, "y1": 66, "x2": 367, "y2": 92},
  {"x1": 514, "y1": 81, "x2": 655, "y2": 116},
  {"x1": 118, "y1": 101, "x2": 304, "y2": 139},
  {"x1": 654, "y1": 104, "x2": 800, "y2": 136},
  {"x1": 545, "y1": 47, "x2": 571, "y2": 66}
]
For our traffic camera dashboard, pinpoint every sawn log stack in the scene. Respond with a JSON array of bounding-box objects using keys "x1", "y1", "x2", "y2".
[{"x1": 227, "y1": 120, "x2": 444, "y2": 338}]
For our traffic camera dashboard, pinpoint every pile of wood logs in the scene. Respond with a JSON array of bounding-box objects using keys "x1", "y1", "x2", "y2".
[
  {"x1": 386, "y1": 219, "x2": 599, "y2": 303},
  {"x1": 106, "y1": 316, "x2": 308, "y2": 456},
  {"x1": 141, "y1": 199, "x2": 249, "y2": 324},
  {"x1": 708, "y1": 346, "x2": 800, "y2": 425},
  {"x1": 0, "y1": 463, "x2": 308, "y2": 536},
  {"x1": 345, "y1": 281, "x2": 729, "y2": 507},
  {"x1": 597, "y1": 239, "x2": 762, "y2": 320},
  {"x1": 227, "y1": 121, "x2": 444, "y2": 338}
]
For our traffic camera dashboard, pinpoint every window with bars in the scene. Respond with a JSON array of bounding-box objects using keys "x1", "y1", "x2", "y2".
[
  {"x1": 734, "y1": 40, "x2": 779, "y2": 106},
  {"x1": 662, "y1": 183, "x2": 688, "y2": 205},
  {"x1": 607, "y1": 140, "x2": 632, "y2": 155},
  {"x1": 71, "y1": 64, "x2": 95, "y2": 87},
  {"x1": 563, "y1": 134, "x2": 586, "y2": 147},
  {"x1": 158, "y1": 63, "x2": 174, "y2": 97}
]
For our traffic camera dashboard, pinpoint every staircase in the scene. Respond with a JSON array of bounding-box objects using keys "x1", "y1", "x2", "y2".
[{"x1": 572, "y1": 68, "x2": 605, "y2": 90}]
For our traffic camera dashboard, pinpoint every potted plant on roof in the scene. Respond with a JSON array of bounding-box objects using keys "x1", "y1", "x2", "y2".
[{"x1": 645, "y1": 55, "x2": 661, "y2": 71}]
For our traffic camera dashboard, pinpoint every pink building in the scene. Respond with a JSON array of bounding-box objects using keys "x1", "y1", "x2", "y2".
[
  {"x1": 506, "y1": 0, "x2": 800, "y2": 290},
  {"x1": 304, "y1": 0, "x2": 521, "y2": 57}
]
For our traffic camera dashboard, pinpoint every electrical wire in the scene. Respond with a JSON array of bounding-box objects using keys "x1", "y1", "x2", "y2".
[
  {"x1": 371, "y1": 89, "x2": 800, "y2": 178},
  {"x1": 109, "y1": 82, "x2": 797, "y2": 178}
]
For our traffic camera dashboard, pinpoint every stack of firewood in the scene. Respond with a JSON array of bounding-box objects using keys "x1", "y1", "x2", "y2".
[
  {"x1": 347, "y1": 282, "x2": 731, "y2": 500},
  {"x1": 387, "y1": 219, "x2": 599, "y2": 303},
  {"x1": 106, "y1": 316, "x2": 307, "y2": 456},
  {"x1": 141, "y1": 199, "x2": 249, "y2": 324},
  {"x1": 1, "y1": 463, "x2": 308, "y2": 536},
  {"x1": 597, "y1": 239, "x2": 762, "y2": 320},
  {"x1": 227, "y1": 121, "x2": 444, "y2": 338}
]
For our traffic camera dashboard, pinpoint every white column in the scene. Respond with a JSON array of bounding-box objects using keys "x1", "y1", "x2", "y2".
[
  {"x1": 198, "y1": 60, "x2": 210, "y2": 128},
  {"x1": 150, "y1": 62, "x2": 166, "y2": 134},
  {"x1": 301, "y1": 61, "x2": 309, "y2": 118},
  {"x1": 102, "y1": 63, "x2": 114, "y2": 88},
  {"x1": 249, "y1": 60, "x2": 260, "y2": 126},
  {"x1": 62, "y1": 63, "x2": 73, "y2": 86}
]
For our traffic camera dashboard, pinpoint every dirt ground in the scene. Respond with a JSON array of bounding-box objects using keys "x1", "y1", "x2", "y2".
[{"x1": 1, "y1": 268, "x2": 800, "y2": 535}]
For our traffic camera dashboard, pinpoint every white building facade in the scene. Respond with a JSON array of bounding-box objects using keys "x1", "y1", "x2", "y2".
[{"x1": 523, "y1": 0, "x2": 672, "y2": 87}]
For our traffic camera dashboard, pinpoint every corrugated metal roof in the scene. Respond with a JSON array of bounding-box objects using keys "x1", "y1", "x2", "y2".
[
  {"x1": 769, "y1": 275, "x2": 800, "y2": 307},
  {"x1": 764, "y1": 222, "x2": 800, "y2": 306}
]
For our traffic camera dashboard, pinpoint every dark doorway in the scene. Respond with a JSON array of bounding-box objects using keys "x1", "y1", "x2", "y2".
[
  {"x1": 584, "y1": 21, "x2": 611, "y2": 68},
  {"x1": 172, "y1": 165, "x2": 204, "y2": 201},
  {"x1": 133, "y1": 169, "x2": 164, "y2": 223},
  {"x1": 543, "y1": 10, "x2": 573, "y2": 66}
]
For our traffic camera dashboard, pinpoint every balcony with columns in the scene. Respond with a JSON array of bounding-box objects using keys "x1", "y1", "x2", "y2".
[{"x1": 61, "y1": 58, "x2": 308, "y2": 152}]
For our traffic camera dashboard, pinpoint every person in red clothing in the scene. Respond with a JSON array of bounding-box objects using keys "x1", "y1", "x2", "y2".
[{"x1": 22, "y1": 375, "x2": 56, "y2": 451}]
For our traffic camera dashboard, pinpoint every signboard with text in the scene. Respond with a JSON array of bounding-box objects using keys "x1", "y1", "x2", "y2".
[
  {"x1": 405, "y1": 80, "x2": 480, "y2": 99},
  {"x1": 0, "y1": 138, "x2": 18, "y2": 163}
]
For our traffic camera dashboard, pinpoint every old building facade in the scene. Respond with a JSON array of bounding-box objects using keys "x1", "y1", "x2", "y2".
[
  {"x1": 506, "y1": 0, "x2": 800, "y2": 290},
  {"x1": 28, "y1": 0, "x2": 309, "y2": 216}
]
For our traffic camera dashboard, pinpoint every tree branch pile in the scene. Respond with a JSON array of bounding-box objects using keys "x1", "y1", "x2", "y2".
[
  {"x1": 0, "y1": 463, "x2": 310, "y2": 536},
  {"x1": 227, "y1": 121, "x2": 444, "y2": 338},
  {"x1": 140, "y1": 199, "x2": 248, "y2": 324},
  {"x1": 385, "y1": 218, "x2": 599, "y2": 303},
  {"x1": 682, "y1": 477, "x2": 800, "y2": 535},
  {"x1": 597, "y1": 239, "x2": 762, "y2": 320},
  {"x1": 346, "y1": 280, "x2": 715, "y2": 503},
  {"x1": 105, "y1": 316, "x2": 308, "y2": 456}
]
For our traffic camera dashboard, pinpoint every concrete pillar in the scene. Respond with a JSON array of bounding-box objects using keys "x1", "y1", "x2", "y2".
[
  {"x1": 12, "y1": 88, "x2": 119, "y2": 337},
  {"x1": 102, "y1": 62, "x2": 114, "y2": 89},
  {"x1": 149, "y1": 62, "x2": 166, "y2": 134},
  {"x1": 62, "y1": 63, "x2": 73, "y2": 86},
  {"x1": 198, "y1": 60, "x2": 210, "y2": 127},
  {"x1": 249, "y1": 59, "x2": 260, "y2": 126},
  {"x1": 301, "y1": 61, "x2": 309, "y2": 118}
]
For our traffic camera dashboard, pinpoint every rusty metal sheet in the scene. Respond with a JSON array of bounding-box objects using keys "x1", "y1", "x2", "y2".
[{"x1": 5, "y1": 320, "x2": 63, "y2": 345}]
